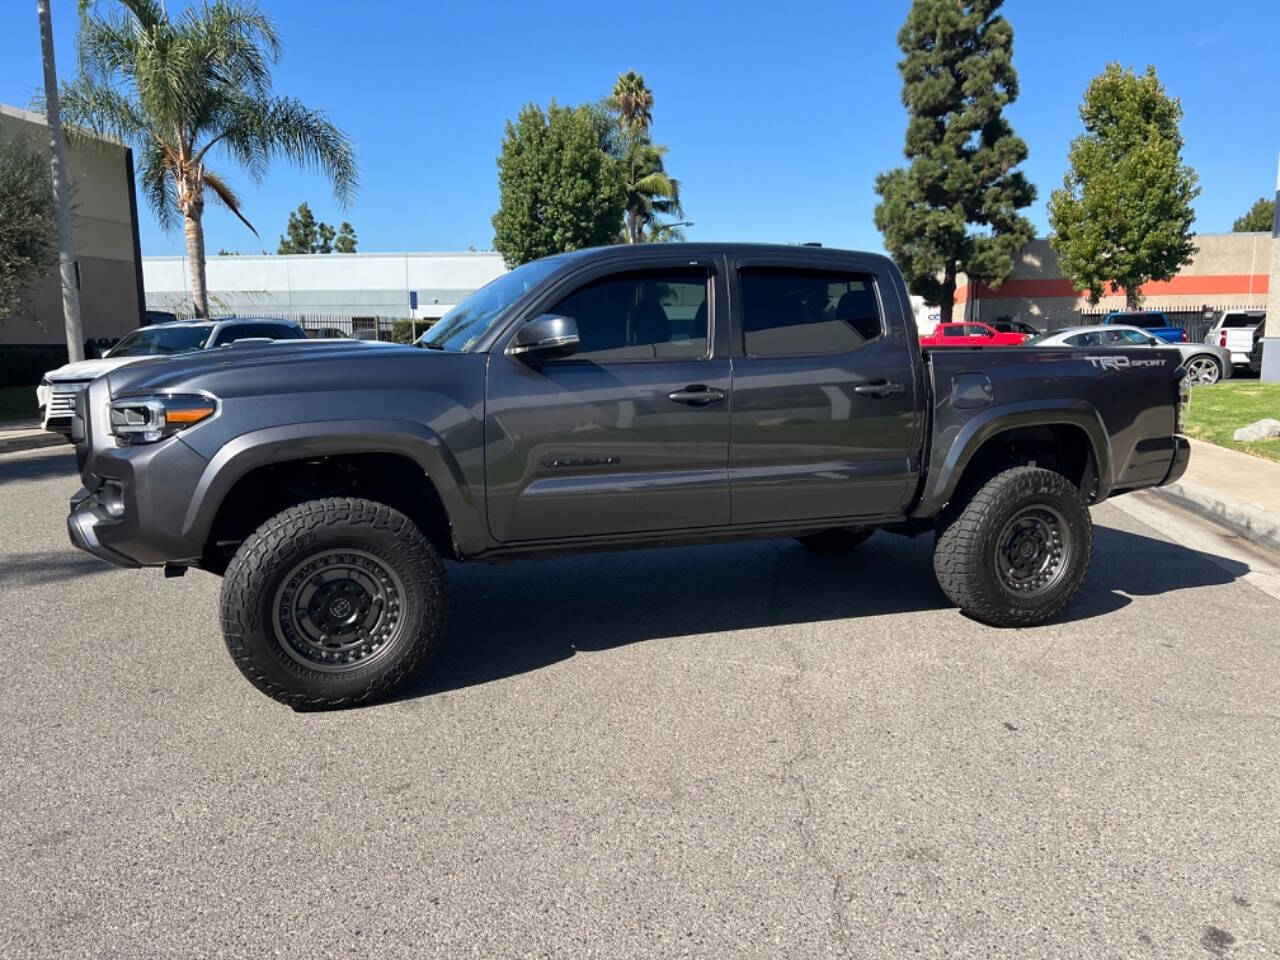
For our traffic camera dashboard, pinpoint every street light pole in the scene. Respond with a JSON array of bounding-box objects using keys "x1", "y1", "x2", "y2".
[{"x1": 37, "y1": 0, "x2": 84, "y2": 363}]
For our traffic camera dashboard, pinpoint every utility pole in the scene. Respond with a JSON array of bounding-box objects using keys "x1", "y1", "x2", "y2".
[
  {"x1": 37, "y1": 0, "x2": 84, "y2": 363},
  {"x1": 1262, "y1": 149, "x2": 1280, "y2": 381}
]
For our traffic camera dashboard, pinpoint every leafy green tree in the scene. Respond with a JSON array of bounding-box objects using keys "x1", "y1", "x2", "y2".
[
  {"x1": 62, "y1": 0, "x2": 357, "y2": 317},
  {"x1": 334, "y1": 221, "x2": 357, "y2": 253},
  {"x1": 873, "y1": 0, "x2": 1036, "y2": 323},
  {"x1": 491, "y1": 101, "x2": 626, "y2": 266},
  {"x1": 0, "y1": 134, "x2": 56, "y2": 317},
  {"x1": 1233, "y1": 197, "x2": 1275, "y2": 233},
  {"x1": 1048, "y1": 64, "x2": 1199, "y2": 307}
]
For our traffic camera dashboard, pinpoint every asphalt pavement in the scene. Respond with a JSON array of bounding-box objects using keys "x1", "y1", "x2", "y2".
[{"x1": 2, "y1": 443, "x2": 1279, "y2": 959}]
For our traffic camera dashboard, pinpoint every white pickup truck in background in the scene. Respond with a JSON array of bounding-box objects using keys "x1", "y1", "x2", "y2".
[{"x1": 1204, "y1": 309, "x2": 1265, "y2": 369}]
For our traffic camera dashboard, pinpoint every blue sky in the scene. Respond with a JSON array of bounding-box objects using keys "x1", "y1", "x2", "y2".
[{"x1": 2, "y1": 0, "x2": 1278, "y2": 257}]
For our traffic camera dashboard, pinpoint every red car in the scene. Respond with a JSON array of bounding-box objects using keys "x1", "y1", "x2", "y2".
[{"x1": 918, "y1": 321, "x2": 1029, "y2": 347}]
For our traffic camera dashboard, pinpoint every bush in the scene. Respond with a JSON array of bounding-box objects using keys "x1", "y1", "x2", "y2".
[{"x1": 389, "y1": 318, "x2": 434, "y2": 344}]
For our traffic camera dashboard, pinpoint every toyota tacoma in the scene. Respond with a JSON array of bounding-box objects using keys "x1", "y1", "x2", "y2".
[{"x1": 66, "y1": 244, "x2": 1192, "y2": 708}]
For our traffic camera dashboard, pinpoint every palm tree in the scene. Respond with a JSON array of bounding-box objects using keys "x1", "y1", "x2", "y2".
[
  {"x1": 61, "y1": 0, "x2": 357, "y2": 317},
  {"x1": 621, "y1": 137, "x2": 683, "y2": 243},
  {"x1": 608, "y1": 71, "x2": 653, "y2": 135}
]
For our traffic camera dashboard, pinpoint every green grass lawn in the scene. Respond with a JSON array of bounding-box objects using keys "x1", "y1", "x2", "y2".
[
  {"x1": 0, "y1": 385, "x2": 38, "y2": 424},
  {"x1": 1185, "y1": 380, "x2": 1280, "y2": 462}
]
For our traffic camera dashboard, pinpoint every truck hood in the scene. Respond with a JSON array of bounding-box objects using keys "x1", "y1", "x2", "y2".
[
  {"x1": 105, "y1": 338, "x2": 426, "y2": 398},
  {"x1": 44, "y1": 355, "x2": 146, "y2": 382}
]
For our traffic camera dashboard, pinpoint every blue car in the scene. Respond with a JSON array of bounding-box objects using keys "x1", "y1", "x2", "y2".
[{"x1": 1102, "y1": 310, "x2": 1185, "y2": 343}]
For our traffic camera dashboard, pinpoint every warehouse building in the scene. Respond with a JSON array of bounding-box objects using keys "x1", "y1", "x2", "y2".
[
  {"x1": 955, "y1": 232, "x2": 1272, "y2": 333},
  {"x1": 142, "y1": 251, "x2": 508, "y2": 334},
  {"x1": 0, "y1": 104, "x2": 145, "y2": 386}
]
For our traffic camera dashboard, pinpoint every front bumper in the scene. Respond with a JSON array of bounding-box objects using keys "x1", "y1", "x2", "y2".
[{"x1": 65, "y1": 379, "x2": 211, "y2": 568}]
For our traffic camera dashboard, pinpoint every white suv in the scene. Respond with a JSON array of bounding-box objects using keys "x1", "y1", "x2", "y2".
[
  {"x1": 1204, "y1": 309, "x2": 1264, "y2": 369},
  {"x1": 37, "y1": 319, "x2": 304, "y2": 437}
]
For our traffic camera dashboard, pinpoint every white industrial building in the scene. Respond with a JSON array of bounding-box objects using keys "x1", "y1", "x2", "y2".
[{"x1": 142, "y1": 252, "x2": 508, "y2": 329}]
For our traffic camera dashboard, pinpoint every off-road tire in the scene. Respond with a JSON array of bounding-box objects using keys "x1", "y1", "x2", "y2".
[
  {"x1": 795, "y1": 528, "x2": 874, "y2": 552},
  {"x1": 933, "y1": 466, "x2": 1092, "y2": 627},
  {"x1": 220, "y1": 498, "x2": 447, "y2": 709}
]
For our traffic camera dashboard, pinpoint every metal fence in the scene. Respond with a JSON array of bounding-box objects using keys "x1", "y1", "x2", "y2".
[
  {"x1": 1077, "y1": 304, "x2": 1263, "y2": 344},
  {"x1": 157, "y1": 310, "x2": 436, "y2": 342}
]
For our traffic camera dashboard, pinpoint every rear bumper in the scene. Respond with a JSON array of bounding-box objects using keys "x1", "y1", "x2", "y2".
[{"x1": 1161, "y1": 435, "x2": 1191, "y2": 486}]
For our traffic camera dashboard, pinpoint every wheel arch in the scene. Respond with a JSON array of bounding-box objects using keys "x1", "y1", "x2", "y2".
[
  {"x1": 185, "y1": 420, "x2": 485, "y2": 566},
  {"x1": 912, "y1": 401, "x2": 1112, "y2": 520}
]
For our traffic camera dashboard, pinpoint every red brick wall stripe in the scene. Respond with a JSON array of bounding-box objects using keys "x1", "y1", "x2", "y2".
[{"x1": 955, "y1": 274, "x2": 1270, "y2": 303}]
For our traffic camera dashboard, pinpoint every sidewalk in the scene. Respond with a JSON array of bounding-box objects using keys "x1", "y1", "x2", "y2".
[
  {"x1": 1152, "y1": 437, "x2": 1280, "y2": 553},
  {"x1": 0, "y1": 420, "x2": 66, "y2": 456}
]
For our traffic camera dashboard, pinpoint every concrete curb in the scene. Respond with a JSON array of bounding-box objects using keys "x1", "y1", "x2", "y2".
[
  {"x1": 0, "y1": 432, "x2": 66, "y2": 456},
  {"x1": 1151, "y1": 480, "x2": 1280, "y2": 555}
]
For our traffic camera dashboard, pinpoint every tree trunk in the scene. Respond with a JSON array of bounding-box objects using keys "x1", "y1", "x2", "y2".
[
  {"x1": 1125, "y1": 285, "x2": 1142, "y2": 309},
  {"x1": 177, "y1": 169, "x2": 208, "y2": 317},
  {"x1": 938, "y1": 263, "x2": 957, "y2": 324},
  {"x1": 183, "y1": 209, "x2": 209, "y2": 318}
]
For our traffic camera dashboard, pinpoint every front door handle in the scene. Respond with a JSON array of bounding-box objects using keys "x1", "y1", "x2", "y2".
[
  {"x1": 853, "y1": 380, "x2": 904, "y2": 397},
  {"x1": 668, "y1": 385, "x2": 726, "y2": 406}
]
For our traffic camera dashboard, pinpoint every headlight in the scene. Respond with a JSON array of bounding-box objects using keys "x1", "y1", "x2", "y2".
[{"x1": 109, "y1": 394, "x2": 217, "y2": 444}]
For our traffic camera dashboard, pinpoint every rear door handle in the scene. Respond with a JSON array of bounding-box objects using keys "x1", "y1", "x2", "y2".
[
  {"x1": 853, "y1": 380, "x2": 904, "y2": 397},
  {"x1": 668, "y1": 385, "x2": 726, "y2": 406}
]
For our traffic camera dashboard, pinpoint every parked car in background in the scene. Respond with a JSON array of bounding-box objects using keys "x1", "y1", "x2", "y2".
[
  {"x1": 1203, "y1": 309, "x2": 1264, "y2": 370},
  {"x1": 988, "y1": 318, "x2": 1041, "y2": 338},
  {"x1": 1102, "y1": 310, "x2": 1184, "y2": 343},
  {"x1": 37, "y1": 318, "x2": 306, "y2": 437},
  {"x1": 1249, "y1": 325, "x2": 1267, "y2": 375},
  {"x1": 918, "y1": 321, "x2": 1030, "y2": 347},
  {"x1": 1025, "y1": 324, "x2": 1232, "y2": 385}
]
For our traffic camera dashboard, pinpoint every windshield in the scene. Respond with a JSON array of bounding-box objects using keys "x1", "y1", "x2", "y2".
[
  {"x1": 1023, "y1": 332, "x2": 1056, "y2": 346},
  {"x1": 417, "y1": 257, "x2": 564, "y2": 351},
  {"x1": 107, "y1": 326, "x2": 211, "y2": 357}
]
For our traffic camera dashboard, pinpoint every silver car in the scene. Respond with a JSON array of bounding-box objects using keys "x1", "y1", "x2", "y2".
[{"x1": 1025, "y1": 324, "x2": 1232, "y2": 385}]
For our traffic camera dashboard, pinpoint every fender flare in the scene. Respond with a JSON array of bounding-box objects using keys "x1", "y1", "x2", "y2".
[
  {"x1": 910, "y1": 399, "x2": 1113, "y2": 519},
  {"x1": 181, "y1": 418, "x2": 485, "y2": 554}
]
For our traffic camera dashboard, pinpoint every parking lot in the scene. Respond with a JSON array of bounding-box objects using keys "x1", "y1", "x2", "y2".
[{"x1": 2, "y1": 443, "x2": 1280, "y2": 958}]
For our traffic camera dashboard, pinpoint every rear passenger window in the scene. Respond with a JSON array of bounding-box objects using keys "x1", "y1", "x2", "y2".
[
  {"x1": 942, "y1": 325, "x2": 965, "y2": 338},
  {"x1": 545, "y1": 269, "x2": 709, "y2": 362},
  {"x1": 740, "y1": 269, "x2": 882, "y2": 357}
]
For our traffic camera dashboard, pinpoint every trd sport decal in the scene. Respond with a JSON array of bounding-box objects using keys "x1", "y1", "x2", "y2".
[{"x1": 1083, "y1": 355, "x2": 1168, "y2": 370}]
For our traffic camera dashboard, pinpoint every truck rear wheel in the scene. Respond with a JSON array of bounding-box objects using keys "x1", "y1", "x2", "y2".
[
  {"x1": 932, "y1": 466, "x2": 1092, "y2": 627},
  {"x1": 220, "y1": 497, "x2": 447, "y2": 709}
]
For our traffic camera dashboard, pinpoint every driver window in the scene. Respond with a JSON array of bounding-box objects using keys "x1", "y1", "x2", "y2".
[{"x1": 545, "y1": 269, "x2": 709, "y2": 362}]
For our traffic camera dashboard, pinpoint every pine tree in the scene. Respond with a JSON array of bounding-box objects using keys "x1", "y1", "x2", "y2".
[
  {"x1": 1048, "y1": 64, "x2": 1199, "y2": 307},
  {"x1": 278, "y1": 202, "x2": 319, "y2": 254},
  {"x1": 1232, "y1": 197, "x2": 1275, "y2": 233},
  {"x1": 874, "y1": 0, "x2": 1036, "y2": 323},
  {"x1": 334, "y1": 221, "x2": 358, "y2": 253}
]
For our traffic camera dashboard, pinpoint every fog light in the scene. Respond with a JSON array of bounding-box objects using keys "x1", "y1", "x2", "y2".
[{"x1": 101, "y1": 481, "x2": 126, "y2": 518}]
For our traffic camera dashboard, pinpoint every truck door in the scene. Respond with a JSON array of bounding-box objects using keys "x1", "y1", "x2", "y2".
[
  {"x1": 485, "y1": 257, "x2": 732, "y2": 542},
  {"x1": 727, "y1": 260, "x2": 924, "y2": 523}
]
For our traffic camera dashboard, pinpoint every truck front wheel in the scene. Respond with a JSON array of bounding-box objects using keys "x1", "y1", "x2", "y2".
[
  {"x1": 932, "y1": 466, "x2": 1092, "y2": 627},
  {"x1": 220, "y1": 498, "x2": 448, "y2": 709}
]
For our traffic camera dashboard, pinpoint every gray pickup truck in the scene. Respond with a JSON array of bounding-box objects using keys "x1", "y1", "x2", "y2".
[{"x1": 67, "y1": 244, "x2": 1191, "y2": 708}]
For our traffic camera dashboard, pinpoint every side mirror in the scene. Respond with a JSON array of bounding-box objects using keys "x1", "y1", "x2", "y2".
[{"x1": 508, "y1": 314, "x2": 580, "y2": 361}]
